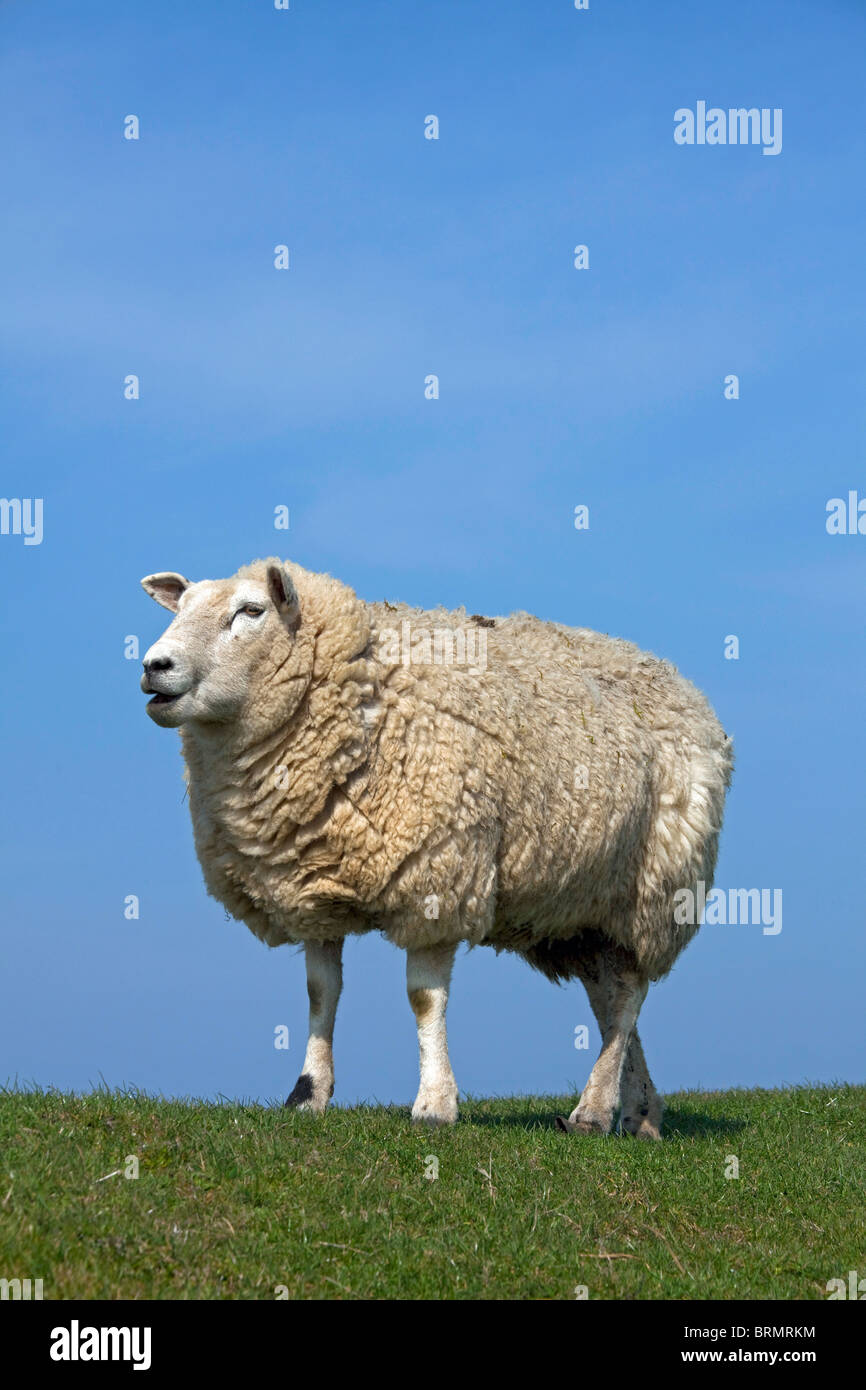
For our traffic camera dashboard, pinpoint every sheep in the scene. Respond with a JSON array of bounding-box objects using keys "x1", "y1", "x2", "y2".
[{"x1": 140, "y1": 557, "x2": 733, "y2": 1137}]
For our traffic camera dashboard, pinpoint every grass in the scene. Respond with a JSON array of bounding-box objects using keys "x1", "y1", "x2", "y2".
[{"x1": 0, "y1": 1083, "x2": 863, "y2": 1300}]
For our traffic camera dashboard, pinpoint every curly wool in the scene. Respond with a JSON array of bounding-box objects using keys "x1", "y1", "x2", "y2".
[{"x1": 180, "y1": 559, "x2": 733, "y2": 982}]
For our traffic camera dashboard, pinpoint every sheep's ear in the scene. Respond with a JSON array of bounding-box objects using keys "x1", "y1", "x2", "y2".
[
  {"x1": 266, "y1": 563, "x2": 300, "y2": 623},
  {"x1": 141, "y1": 572, "x2": 190, "y2": 612}
]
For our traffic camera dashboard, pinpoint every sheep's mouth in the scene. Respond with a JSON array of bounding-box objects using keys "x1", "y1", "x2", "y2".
[{"x1": 148, "y1": 692, "x2": 179, "y2": 706}]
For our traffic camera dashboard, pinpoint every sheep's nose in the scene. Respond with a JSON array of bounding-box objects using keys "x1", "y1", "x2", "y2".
[{"x1": 144, "y1": 654, "x2": 174, "y2": 675}]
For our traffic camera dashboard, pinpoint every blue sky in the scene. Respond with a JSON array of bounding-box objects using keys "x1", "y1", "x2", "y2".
[{"x1": 2, "y1": 0, "x2": 864, "y2": 1109}]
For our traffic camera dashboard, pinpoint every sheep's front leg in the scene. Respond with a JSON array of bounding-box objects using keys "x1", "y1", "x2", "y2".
[
  {"x1": 285, "y1": 938, "x2": 343, "y2": 1113},
  {"x1": 407, "y1": 943, "x2": 459, "y2": 1126}
]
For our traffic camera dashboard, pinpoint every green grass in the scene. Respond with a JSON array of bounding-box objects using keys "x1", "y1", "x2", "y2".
[{"x1": 0, "y1": 1084, "x2": 863, "y2": 1300}]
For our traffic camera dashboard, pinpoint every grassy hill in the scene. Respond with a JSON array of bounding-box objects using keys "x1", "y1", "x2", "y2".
[{"x1": 0, "y1": 1084, "x2": 863, "y2": 1300}]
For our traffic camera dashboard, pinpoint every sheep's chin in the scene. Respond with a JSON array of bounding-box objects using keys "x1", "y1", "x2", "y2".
[{"x1": 146, "y1": 691, "x2": 192, "y2": 728}]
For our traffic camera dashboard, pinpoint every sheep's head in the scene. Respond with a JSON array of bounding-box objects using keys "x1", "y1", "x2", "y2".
[{"x1": 140, "y1": 560, "x2": 301, "y2": 728}]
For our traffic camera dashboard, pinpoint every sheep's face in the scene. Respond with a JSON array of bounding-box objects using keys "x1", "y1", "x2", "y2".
[{"x1": 139, "y1": 563, "x2": 300, "y2": 728}]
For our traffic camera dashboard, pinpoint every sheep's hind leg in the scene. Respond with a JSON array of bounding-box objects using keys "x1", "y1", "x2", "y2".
[
  {"x1": 619, "y1": 1027, "x2": 664, "y2": 1140},
  {"x1": 571, "y1": 954, "x2": 663, "y2": 1139},
  {"x1": 556, "y1": 946, "x2": 647, "y2": 1136},
  {"x1": 285, "y1": 939, "x2": 343, "y2": 1113},
  {"x1": 407, "y1": 943, "x2": 459, "y2": 1126}
]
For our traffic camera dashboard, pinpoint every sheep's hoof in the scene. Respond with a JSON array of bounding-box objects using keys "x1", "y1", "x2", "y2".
[
  {"x1": 411, "y1": 1092, "x2": 458, "y2": 1126},
  {"x1": 628, "y1": 1119, "x2": 663, "y2": 1141},
  {"x1": 622, "y1": 1112, "x2": 664, "y2": 1134},
  {"x1": 637, "y1": 1124, "x2": 662, "y2": 1141},
  {"x1": 621, "y1": 1105, "x2": 664, "y2": 1141},
  {"x1": 284, "y1": 1073, "x2": 328, "y2": 1112},
  {"x1": 555, "y1": 1113, "x2": 609, "y2": 1135}
]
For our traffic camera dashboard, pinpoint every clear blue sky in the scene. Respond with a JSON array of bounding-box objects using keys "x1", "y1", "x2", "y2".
[{"x1": 2, "y1": 0, "x2": 864, "y2": 1108}]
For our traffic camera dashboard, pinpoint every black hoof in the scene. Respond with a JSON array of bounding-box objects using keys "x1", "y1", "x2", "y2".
[{"x1": 284, "y1": 1073, "x2": 314, "y2": 1108}]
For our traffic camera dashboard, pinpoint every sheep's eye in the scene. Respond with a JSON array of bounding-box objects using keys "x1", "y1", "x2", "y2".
[{"x1": 236, "y1": 604, "x2": 264, "y2": 618}]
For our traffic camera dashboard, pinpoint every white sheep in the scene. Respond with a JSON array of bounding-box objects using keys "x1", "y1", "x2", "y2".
[{"x1": 140, "y1": 558, "x2": 733, "y2": 1137}]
